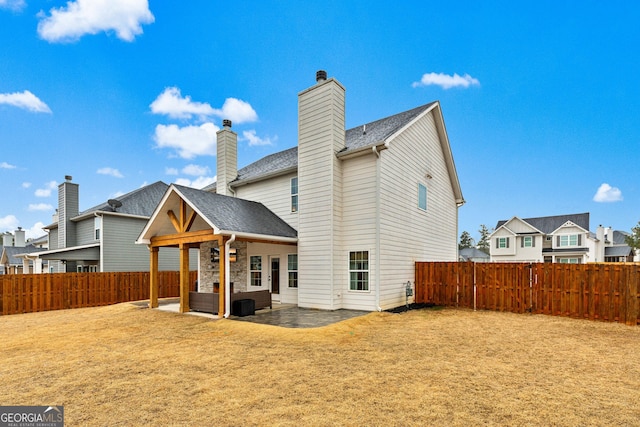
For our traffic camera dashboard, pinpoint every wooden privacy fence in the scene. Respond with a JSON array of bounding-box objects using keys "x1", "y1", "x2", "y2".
[
  {"x1": 415, "y1": 262, "x2": 640, "y2": 326},
  {"x1": 0, "y1": 271, "x2": 197, "y2": 316}
]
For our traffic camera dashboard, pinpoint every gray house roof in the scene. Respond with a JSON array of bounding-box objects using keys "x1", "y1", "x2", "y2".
[
  {"x1": 78, "y1": 181, "x2": 169, "y2": 218},
  {"x1": 611, "y1": 230, "x2": 630, "y2": 245},
  {"x1": 1, "y1": 244, "x2": 45, "y2": 266},
  {"x1": 496, "y1": 213, "x2": 590, "y2": 235},
  {"x1": 459, "y1": 247, "x2": 490, "y2": 261},
  {"x1": 605, "y1": 245, "x2": 634, "y2": 257},
  {"x1": 173, "y1": 185, "x2": 298, "y2": 239},
  {"x1": 203, "y1": 102, "x2": 437, "y2": 191}
]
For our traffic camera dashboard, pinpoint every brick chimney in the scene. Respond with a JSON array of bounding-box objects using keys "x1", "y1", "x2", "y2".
[
  {"x1": 216, "y1": 119, "x2": 237, "y2": 196},
  {"x1": 297, "y1": 70, "x2": 346, "y2": 310}
]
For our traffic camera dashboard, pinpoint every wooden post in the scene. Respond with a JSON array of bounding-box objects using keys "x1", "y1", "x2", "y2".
[
  {"x1": 149, "y1": 246, "x2": 159, "y2": 308},
  {"x1": 218, "y1": 238, "x2": 227, "y2": 317},
  {"x1": 179, "y1": 243, "x2": 190, "y2": 313}
]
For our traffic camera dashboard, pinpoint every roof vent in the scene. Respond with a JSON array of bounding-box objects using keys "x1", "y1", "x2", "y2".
[
  {"x1": 107, "y1": 199, "x2": 122, "y2": 211},
  {"x1": 316, "y1": 70, "x2": 327, "y2": 82},
  {"x1": 222, "y1": 119, "x2": 232, "y2": 128}
]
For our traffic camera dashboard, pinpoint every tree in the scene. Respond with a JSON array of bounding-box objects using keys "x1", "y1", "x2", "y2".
[
  {"x1": 625, "y1": 221, "x2": 640, "y2": 252},
  {"x1": 477, "y1": 224, "x2": 491, "y2": 254},
  {"x1": 459, "y1": 231, "x2": 475, "y2": 249}
]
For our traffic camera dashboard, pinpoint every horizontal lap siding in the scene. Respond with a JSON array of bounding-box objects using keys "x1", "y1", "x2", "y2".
[
  {"x1": 342, "y1": 155, "x2": 377, "y2": 310},
  {"x1": 75, "y1": 217, "x2": 95, "y2": 245},
  {"x1": 236, "y1": 172, "x2": 299, "y2": 230},
  {"x1": 379, "y1": 111, "x2": 458, "y2": 309},
  {"x1": 297, "y1": 79, "x2": 344, "y2": 309}
]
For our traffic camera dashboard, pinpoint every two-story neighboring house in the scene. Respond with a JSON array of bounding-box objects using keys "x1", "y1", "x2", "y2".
[
  {"x1": 490, "y1": 212, "x2": 634, "y2": 263},
  {"x1": 21, "y1": 178, "x2": 196, "y2": 273},
  {"x1": 137, "y1": 70, "x2": 465, "y2": 313},
  {"x1": 0, "y1": 228, "x2": 48, "y2": 274}
]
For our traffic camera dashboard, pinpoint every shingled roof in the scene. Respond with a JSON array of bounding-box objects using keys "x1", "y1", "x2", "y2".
[
  {"x1": 78, "y1": 181, "x2": 169, "y2": 218},
  {"x1": 203, "y1": 102, "x2": 436, "y2": 190},
  {"x1": 496, "y1": 213, "x2": 590, "y2": 234},
  {"x1": 173, "y1": 185, "x2": 297, "y2": 239}
]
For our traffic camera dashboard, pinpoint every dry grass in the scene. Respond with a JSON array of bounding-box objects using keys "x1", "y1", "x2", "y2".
[{"x1": 1, "y1": 302, "x2": 640, "y2": 426}]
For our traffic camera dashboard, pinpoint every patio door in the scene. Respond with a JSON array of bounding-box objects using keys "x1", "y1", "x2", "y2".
[{"x1": 271, "y1": 257, "x2": 280, "y2": 295}]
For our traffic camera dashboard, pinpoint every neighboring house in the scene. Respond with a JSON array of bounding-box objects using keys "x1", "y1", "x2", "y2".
[
  {"x1": 459, "y1": 248, "x2": 490, "y2": 262},
  {"x1": 21, "y1": 178, "x2": 196, "y2": 273},
  {"x1": 489, "y1": 212, "x2": 635, "y2": 263},
  {"x1": 604, "y1": 230, "x2": 635, "y2": 262},
  {"x1": 138, "y1": 70, "x2": 465, "y2": 312},
  {"x1": 0, "y1": 228, "x2": 48, "y2": 274}
]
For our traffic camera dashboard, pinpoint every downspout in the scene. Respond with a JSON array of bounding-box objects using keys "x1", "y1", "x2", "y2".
[
  {"x1": 223, "y1": 234, "x2": 236, "y2": 318},
  {"x1": 373, "y1": 145, "x2": 382, "y2": 311}
]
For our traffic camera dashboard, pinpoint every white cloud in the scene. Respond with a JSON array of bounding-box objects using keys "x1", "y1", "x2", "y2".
[
  {"x1": 412, "y1": 72, "x2": 480, "y2": 89},
  {"x1": 28, "y1": 203, "x2": 53, "y2": 212},
  {"x1": 242, "y1": 130, "x2": 275, "y2": 146},
  {"x1": 0, "y1": 90, "x2": 52, "y2": 113},
  {"x1": 214, "y1": 98, "x2": 258, "y2": 124},
  {"x1": 25, "y1": 222, "x2": 47, "y2": 240},
  {"x1": 97, "y1": 167, "x2": 124, "y2": 178},
  {"x1": 182, "y1": 164, "x2": 210, "y2": 176},
  {"x1": 22, "y1": 182, "x2": 31, "y2": 188},
  {"x1": 165, "y1": 167, "x2": 179, "y2": 176},
  {"x1": 37, "y1": 0, "x2": 154, "y2": 43},
  {"x1": 154, "y1": 122, "x2": 219, "y2": 159},
  {"x1": 175, "y1": 176, "x2": 216, "y2": 189},
  {"x1": 0, "y1": 0, "x2": 26, "y2": 12},
  {"x1": 150, "y1": 88, "x2": 258, "y2": 124},
  {"x1": 0, "y1": 214, "x2": 19, "y2": 232},
  {"x1": 34, "y1": 180, "x2": 58, "y2": 198},
  {"x1": 1, "y1": 161, "x2": 17, "y2": 169},
  {"x1": 593, "y1": 183, "x2": 623, "y2": 203},
  {"x1": 150, "y1": 87, "x2": 215, "y2": 120}
]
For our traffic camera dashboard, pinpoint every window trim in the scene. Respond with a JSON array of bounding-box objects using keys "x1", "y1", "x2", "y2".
[
  {"x1": 349, "y1": 250, "x2": 369, "y2": 292},
  {"x1": 250, "y1": 255, "x2": 262, "y2": 287},
  {"x1": 497, "y1": 237, "x2": 510, "y2": 249},
  {"x1": 290, "y1": 177, "x2": 298, "y2": 213},
  {"x1": 287, "y1": 253, "x2": 298, "y2": 288},
  {"x1": 418, "y1": 183, "x2": 427, "y2": 211}
]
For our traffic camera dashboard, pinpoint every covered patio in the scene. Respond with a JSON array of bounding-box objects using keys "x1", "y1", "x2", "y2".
[{"x1": 136, "y1": 184, "x2": 298, "y2": 317}]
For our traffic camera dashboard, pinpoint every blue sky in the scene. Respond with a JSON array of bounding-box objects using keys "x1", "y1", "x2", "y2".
[{"x1": 1, "y1": 1, "x2": 638, "y2": 243}]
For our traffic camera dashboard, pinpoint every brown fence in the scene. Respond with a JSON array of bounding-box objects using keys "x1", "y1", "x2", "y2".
[
  {"x1": 415, "y1": 262, "x2": 640, "y2": 326},
  {"x1": 0, "y1": 271, "x2": 197, "y2": 316}
]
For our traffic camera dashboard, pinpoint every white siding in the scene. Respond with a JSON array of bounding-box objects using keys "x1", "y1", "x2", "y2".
[
  {"x1": 297, "y1": 77, "x2": 345, "y2": 310},
  {"x1": 377, "y1": 110, "x2": 459, "y2": 309},
  {"x1": 340, "y1": 154, "x2": 378, "y2": 310},
  {"x1": 235, "y1": 172, "x2": 299, "y2": 230}
]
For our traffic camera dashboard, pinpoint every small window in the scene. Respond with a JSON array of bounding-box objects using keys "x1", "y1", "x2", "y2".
[
  {"x1": 349, "y1": 251, "x2": 369, "y2": 291},
  {"x1": 291, "y1": 177, "x2": 298, "y2": 212},
  {"x1": 559, "y1": 258, "x2": 580, "y2": 264},
  {"x1": 418, "y1": 183, "x2": 427, "y2": 211},
  {"x1": 94, "y1": 216, "x2": 101, "y2": 240},
  {"x1": 250, "y1": 256, "x2": 262, "y2": 287},
  {"x1": 522, "y1": 236, "x2": 534, "y2": 247},
  {"x1": 558, "y1": 234, "x2": 580, "y2": 247},
  {"x1": 497, "y1": 237, "x2": 509, "y2": 249},
  {"x1": 287, "y1": 254, "x2": 298, "y2": 288}
]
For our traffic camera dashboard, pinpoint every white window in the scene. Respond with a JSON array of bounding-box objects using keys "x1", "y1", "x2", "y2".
[
  {"x1": 497, "y1": 237, "x2": 510, "y2": 249},
  {"x1": 349, "y1": 251, "x2": 369, "y2": 291},
  {"x1": 291, "y1": 177, "x2": 298, "y2": 212},
  {"x1": 418, "y1": 183, "x2": 427, "y2": 211},
  {"x1": 522, "y1": 236, "x2": 534, "y2": 247},
  {"x1": 558, "y1": 234, "x2": 580, "y2": 247},
  {"x1": 94, "y1": 216, "x2": 101, "y2": 240},
  {"x1": 250, "y1": 256, "x2": 262, "y2": 287},
  {"x1": 559, "y1": 258, "x2": 580, "y2": 264},
  {"x1": 287, "y1": 254, "x2": 298, "y2": 288}
]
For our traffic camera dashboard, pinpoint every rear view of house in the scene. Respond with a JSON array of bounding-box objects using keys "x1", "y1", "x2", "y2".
[{"x1": 138, "y1": 70, "x2": 464, "y2": 312}]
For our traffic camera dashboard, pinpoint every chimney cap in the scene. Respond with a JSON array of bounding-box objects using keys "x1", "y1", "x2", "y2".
[
  {"x1": 222, "y1": 119, "x2": 232, "y2": 128},
  {"x1": 316, "y1": 70, "x2": 327, "y2": 82},
  {"x1": 65, "y1": 175, "x2": 72, "y2": 181}
]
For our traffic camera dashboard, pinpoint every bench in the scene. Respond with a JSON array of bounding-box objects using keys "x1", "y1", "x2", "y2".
[{"x1": 189, "y1": 289, "x2": 272, "y2": 315}]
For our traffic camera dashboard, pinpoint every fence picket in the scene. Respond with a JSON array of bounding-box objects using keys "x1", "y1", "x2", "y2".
[{"x1": 415, "y1": 262, "x2": 640, "y2": 326}]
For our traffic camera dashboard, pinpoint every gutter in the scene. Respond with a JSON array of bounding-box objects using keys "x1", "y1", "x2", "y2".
[
  {"x1": 223, "y1": 234, "x2": 236, "y2": 318},
  {"x1": 374, "y1": 145, "x2": 382, "y2": 312}
]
